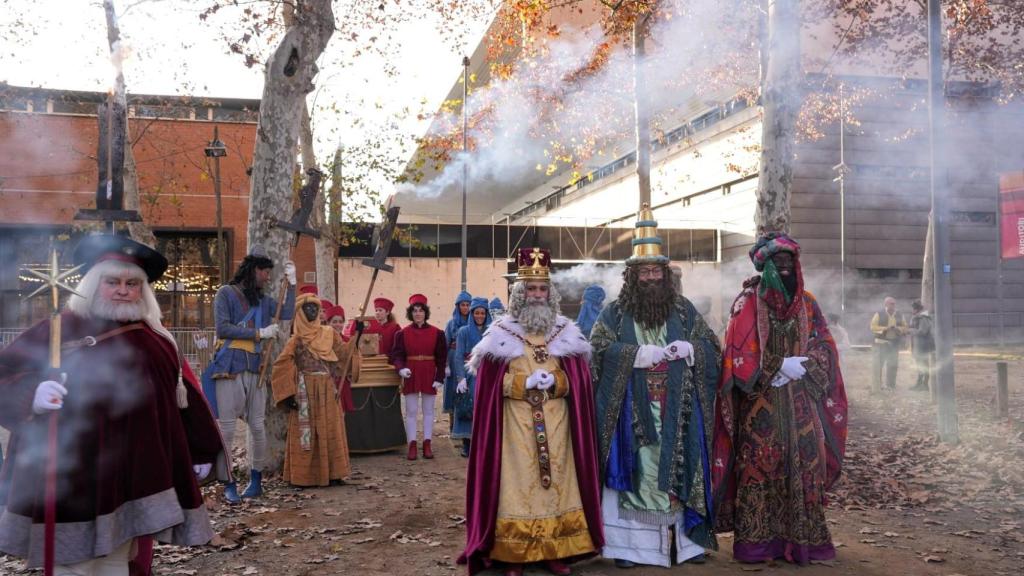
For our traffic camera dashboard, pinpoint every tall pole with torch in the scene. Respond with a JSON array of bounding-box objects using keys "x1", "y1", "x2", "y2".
[{"x1": 22, "y1": 246, "x2": 83, "y2": 576}]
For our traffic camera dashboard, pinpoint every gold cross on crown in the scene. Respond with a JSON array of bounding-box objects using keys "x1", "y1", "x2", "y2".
[{"x1": 530, "y1": 247, "x2": 543, "y2": 267}]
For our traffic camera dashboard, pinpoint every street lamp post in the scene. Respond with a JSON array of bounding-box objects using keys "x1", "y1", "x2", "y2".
[
  {"x1": 832, "y1": 83, "x2": 850, "y2": 320},
  {"x1": 204, "y1": 128, "x2": 227, "y2": 285},
  {"x1": 461, "y1": 55, "x2": 470, "y2": 292}
]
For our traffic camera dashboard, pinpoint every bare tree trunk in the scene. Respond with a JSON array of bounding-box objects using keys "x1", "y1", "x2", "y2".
[
  {"x1": 248, "y1": 0, "x2": 335, "y2": 473},
  {"x1": 314, "y1": 145, "x2": 342, "y2": 301},
  {"x1": 633, "y1": 14, "x2": 652, "y2": 210},
  {"x1": 753, "y1": 0, "x2": 801, "y2": 235},
  {"x1": 921, "y1": 211, "x2": 934, "y2": 308},
  {"x1": 103, "y1": 0, "x2": 156, "y2": 246}
]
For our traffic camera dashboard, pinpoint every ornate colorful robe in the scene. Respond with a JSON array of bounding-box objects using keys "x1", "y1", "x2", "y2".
[
  {"x1": 458, "y1": 315, "x2": 603, "y2": 574},
  {"x1": 712, "y1": 278, "x2": 848, "y2": 564},
  {"x1": 590, "y1": 297, "x2": 720, "y2": 566},
  {"x1": 272, "y1": 331, "x2": 358, "y2": 487}
]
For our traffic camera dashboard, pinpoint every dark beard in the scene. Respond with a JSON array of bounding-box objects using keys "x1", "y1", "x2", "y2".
[
  {"x1": 781, "y1": 273, "x2": 797, "y2": 298},
  {"x1": 618, "y1": 267, "x2": 676, "y2": 329}
]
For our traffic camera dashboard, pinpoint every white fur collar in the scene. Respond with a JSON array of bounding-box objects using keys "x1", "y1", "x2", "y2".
[{"x1": 467, "y1": 315, "x2": 591, "y2": 374}]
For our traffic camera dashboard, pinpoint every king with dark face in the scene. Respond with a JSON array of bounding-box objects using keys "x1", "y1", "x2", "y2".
[
  {"x1": 772, "y1": 250, "x2": 798, "y2": 297},
  {"x1": 712, "y1": 232, "x2": 848, "y2": 567},
  {"x1": 301, "y1": 301, "x2": 320, "y2": 323}
]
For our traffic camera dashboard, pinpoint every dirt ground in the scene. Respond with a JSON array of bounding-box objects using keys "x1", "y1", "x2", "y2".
[{"x1": 2, "y1": 348, "x2": 1022, "y2": 575}]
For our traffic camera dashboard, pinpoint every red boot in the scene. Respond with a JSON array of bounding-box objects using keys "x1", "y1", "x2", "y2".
[
  {"x1": 407, "y1": 440, "x2": 418, "y2": 461},
  {"x1": 422, "y1": 439, "x2": 434, "y2": 459}
]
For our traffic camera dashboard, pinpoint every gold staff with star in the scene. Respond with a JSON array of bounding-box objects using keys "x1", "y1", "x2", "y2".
[{"x1": 21, "y1": 243, "x2": 82, "y2": 576}]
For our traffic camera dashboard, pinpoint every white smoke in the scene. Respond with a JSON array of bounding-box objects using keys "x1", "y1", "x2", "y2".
[
  {"x1": 406, "y1": 1, "x2": 759, "y2": 200},
  {"x1": 551, "y1": 262, "x2": 625, "y2": 303}
]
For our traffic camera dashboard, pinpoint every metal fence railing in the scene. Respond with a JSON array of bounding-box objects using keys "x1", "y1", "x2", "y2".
[{"x1": 1, "y1": 327, "x2": 218, "y2": 373}]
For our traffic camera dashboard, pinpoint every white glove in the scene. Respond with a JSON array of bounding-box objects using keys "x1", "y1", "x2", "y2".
[
  {"x1": 398, "y1": 368, "x2": 412, "y2": 379},
  {"x1": 193, "y1": 334, "x2": 209, "y2": 350},
  {"x1": 445, "y1": 365, "x2": 451, "y2": 378},
  {"x1": 770, "y1": 373, "x2": 791, "y2": 388},
  {"x1": 283, "y1": 261, "x2": 297, "y2": 286},
  {"x1": 193, "y1": 463, "x2": 212, "y2": 479},
  {"x1": 525, "y1": 369, "x2": 554, "y2": 390},
  {"x1": 780, "y1": 356, "x2": 808, "y2": 381},
  {"x1": 258, "y1": 324, "x2": 280, "y2": 339},
  {"x1": 633, "y1": 344, "x2": 666, "y2": 369},
  {"x1": 456, "y1": 379, "x2": 468, "y2": 394},
  {"x1": 33, "y1": 374, "x2": 68, "y2": 415},
  {"x1": 432, "y1": 381, "x2": 444, "y2": 391},
  {"x1": 663, "y1": 340, "x2": 695, "y2": 366}
]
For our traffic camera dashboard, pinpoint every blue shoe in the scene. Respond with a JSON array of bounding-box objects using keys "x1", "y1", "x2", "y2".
[
  {"x1": 614, "y1": 559, "x2": 637, "y2": 569},
  {"x1": 223, "y1": 482, "x2": 241, "y2": 505},
  {"x1": 241, "y1": 470, "x2": 263, "y2": 499}
]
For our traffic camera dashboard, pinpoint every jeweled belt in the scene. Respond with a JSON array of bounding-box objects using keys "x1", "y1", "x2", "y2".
[
  {"x1": 524, "y1": 389, "x2": 552, "y2": 489},
  {"x1": 407, "y1": 355, "x2": 434, "y2": 361}
]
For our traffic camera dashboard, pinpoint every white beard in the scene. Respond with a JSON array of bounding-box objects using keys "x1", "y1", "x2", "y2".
[
  {"x1": 515, "y1": 301, "x2": 555, "y2": 335},
  {"x1": 91, "y1": 298, "x2": 147, "y2": 322}
]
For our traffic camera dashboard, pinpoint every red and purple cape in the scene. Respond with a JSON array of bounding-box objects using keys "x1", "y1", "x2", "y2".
[{"x1": 457, "y1": 316, "x2": 603, "y2": 574}]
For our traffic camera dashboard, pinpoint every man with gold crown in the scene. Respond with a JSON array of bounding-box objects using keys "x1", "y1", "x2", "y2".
[
  {"x1": 271, "y1": 293, "x2": 363, "y2": 487},
  {"x1": 589, "y1": 205, "x2": 721, "y2": 568},
  {"x1": 459, "y1": 247, "x2": 603, "y2": 576}
]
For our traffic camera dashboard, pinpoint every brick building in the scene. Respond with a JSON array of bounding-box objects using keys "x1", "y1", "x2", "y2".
[{"x1": 0, "y1": 85, "x2": 318, "y2": 329}]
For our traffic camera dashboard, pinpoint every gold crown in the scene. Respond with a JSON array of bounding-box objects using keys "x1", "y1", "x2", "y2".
[{"x1": 517, "y1": 247, "x2": 551, "y2": 281}]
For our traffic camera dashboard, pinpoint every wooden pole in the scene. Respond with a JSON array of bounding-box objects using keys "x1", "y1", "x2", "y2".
[
  {"x1": 995, "y1": 361, "x2": 1009, "y2": 419},
  {"x1": 256, "y1": 278, "x2": 288, "y2": 389}
]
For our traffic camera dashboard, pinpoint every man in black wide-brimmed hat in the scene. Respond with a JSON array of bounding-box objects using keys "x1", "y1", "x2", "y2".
[{"x1": 0, "y1": 233, "x2": 226, "y2": 573}]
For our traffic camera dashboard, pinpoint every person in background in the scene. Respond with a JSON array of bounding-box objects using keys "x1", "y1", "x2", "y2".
[
  {"x1": 390, "y1": 294, "x2": 447, "y2": 460},
  {"x1": 319, "y1": 299, "x2": 334, "y2": 324},
  {"x1": 326, "y1": 305, "x2": 347, "y2": 337},
  {"x1": 870, "y1": 296, "x2": 908, "y2": 391},
  {"x1": 452, "y1": 297, "x2": 491, "y2": 457},
  {"x1": 574, "y1": 284, "x2": 605, "y2": 338},
  {"x1": 209, "y1": 245, "x2": 296, "y2": 504},
  {"x1": 489, "y1": 296, "x2": 506, "y2": 322},
  {"x1": 327, "y1": 305, "x2": 357, "y2": 413},
  {"x1": 443, "y1": 291, "x2": 473, "y2": 425},
  {"x1": 352, "y1": 297, "x2": 401, "y2": 356},
  {"x1": 908, "y1": 300, "x2": 934, "y2": 392},
  {"x1": 827, "y1": 313, "x2": 852, "y2": 352}
]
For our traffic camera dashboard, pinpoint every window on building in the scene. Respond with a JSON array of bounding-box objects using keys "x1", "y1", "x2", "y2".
[{"x1": 153, "y1": 231, "x2": 225, "y2": 328}]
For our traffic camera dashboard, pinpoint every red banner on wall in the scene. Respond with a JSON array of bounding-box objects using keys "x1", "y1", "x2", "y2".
[{"x1": 1000, "y1": 173, "x2": 1024, "y2": 260}]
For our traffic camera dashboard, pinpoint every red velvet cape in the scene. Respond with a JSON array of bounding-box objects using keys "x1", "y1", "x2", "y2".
[
  {"x1": 0, "y1": 312, "x2": 224, "y2": 567},
  {"x1": 458, "y1": 354, "x2": 603, "y2": 574}
]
